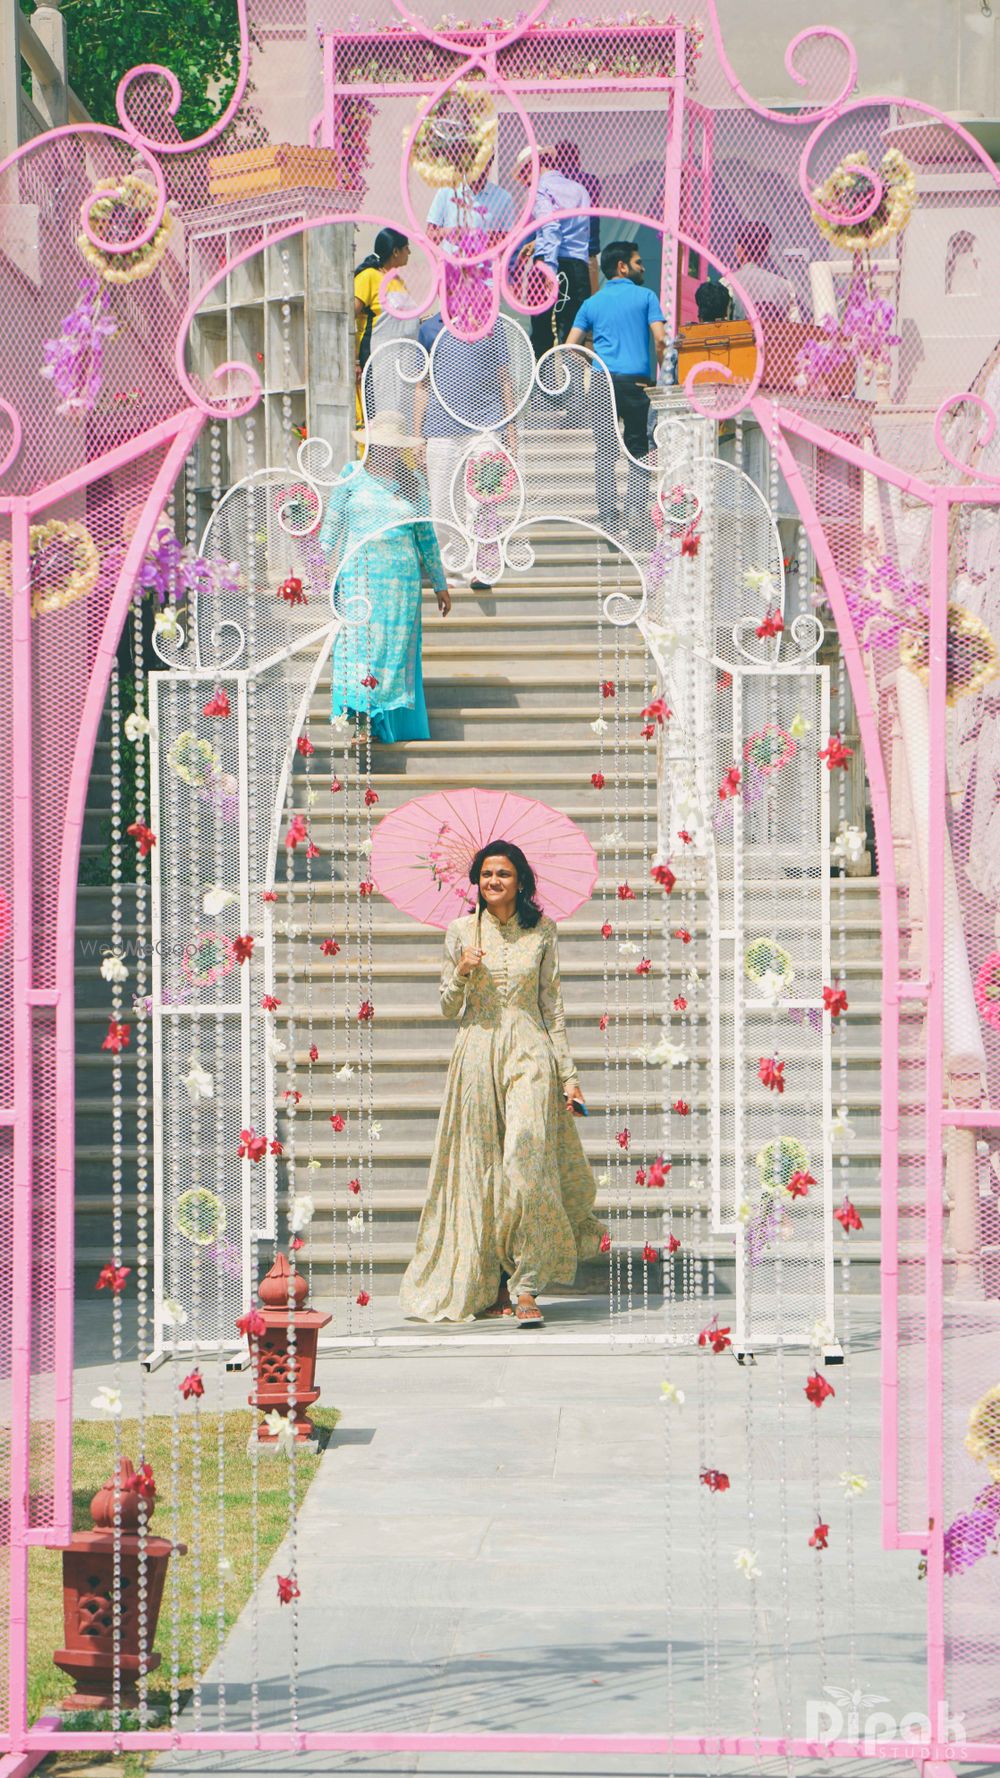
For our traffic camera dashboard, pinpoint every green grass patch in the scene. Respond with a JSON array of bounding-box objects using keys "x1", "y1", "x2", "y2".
[{"x1": 28, "y1": 1405, "x2": 339, "y2": 1757}]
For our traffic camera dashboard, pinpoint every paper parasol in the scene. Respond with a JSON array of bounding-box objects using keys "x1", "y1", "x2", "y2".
[{"x1": 369, "y1": 787, "x2": 598, "y2": 928}]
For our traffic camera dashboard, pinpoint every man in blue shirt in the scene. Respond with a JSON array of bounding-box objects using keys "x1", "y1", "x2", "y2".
[
  {"x1": 567, "y1": 240, "x2": 666, "y2": 544},
  {"x1": 412, "y1": 314, "x2": 517, "y2": 591},
  {"x1": 513, "y1": 144, "x2": 592, "y2": 360}
]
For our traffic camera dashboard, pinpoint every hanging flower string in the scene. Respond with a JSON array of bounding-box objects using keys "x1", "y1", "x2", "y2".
[{"x1": 40, "y1": 276, "x2": 118, "y2": 414}]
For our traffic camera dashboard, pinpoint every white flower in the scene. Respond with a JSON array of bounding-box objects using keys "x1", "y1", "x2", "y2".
[
  {"x1": 101, "y1": 952, "x2": 129, "y2": 984},
  {"x1": 833, "y1": 823, "x2": 867, "y2": 865},
  {"x1": 811, "y1": 1317, "x2": 834, "y2": 1349},
  {"x1": 831, "y1": 1104, "x2": 855, "y2": 1144},
  {"x1": 92, "y1": 1385, "x2": 122, "y2": 1415},
  {"x1": 645, "y1": 618, "x2": 680, "y2": 656},
  {"x1": 124, "y1": 709, "x2": 151, "y2": 742},
  {"x1": 755, "y1": 967, "x2": 789, "y2": 1008},
  {"x1": 660, "y1": 1380, "x2": 685, "y2": 1406},
  {"x1": 361, "y1": 837, "x2": 373, "y2": 855},
  {"x1": 735, "y1": 1548, "x2": 761, "y2": 1580},
  {"x1": 330, "y1": 713, "x2": 355, "y2": 740},
  {"x1": 306, "y1": 1157, "x2": 322, "y2": 1171},
  {"x1": 789, "y1": 711, "x2": 812, "y2": 740},
  {"x1": 288, "y1": 1193, "x2": 315, "y2": 1233},
  {"x1": 306, "y1": 784, "x2": 318, "y2": 806},
  {"x1": 600, "y1": 828, "x2": 626, "y2": 850},
  {"x1": 203, "y1": 885, "x2": 238, "y2": 916},
  {"x1": 744, "y1": 567, "x2": 776, "y2": 599},
  {"x1": 643, "y1": 1036, "x2": 689, "y2": 1068},
  {"x1": 181, "y1": 1057, "x2": 214, "y2": 1103},
  {"x1": 154, "y1": 607, "x2": 183, "y2": 643},
  {"x1": 591, "y1": 716, "x2": 609, "y2": 735},
  {"x1": 840, "y1": 1471, "x2": 869, "y2": 1497},
  {"x1": 369, "y1": 1120, "x2": 382, "y2": 1141},
  {"x1": 348, "y1": 1212, "x2": 364, "y2": 1231},
  {"x1": 267, "y1": 1034, "x2": 288, "y2": 1061},
  {"x1": 217, "y1": 1555, "x2": 232, "y2": 1575},
  {"x1": 597, "y1": 1170, "x2": 610, "y2": 1187},
  {"x1": 619, "y1": 939, "x2": 640, "y2": 956},
  {"x1": 277, "y1": 920, "x2": 299, "y2": 939},
  {"x1": 336, "y1": 1062, "x2": 354, "y2": 1081},
  {"x1": 262, "y1": 1409, "x2": 296, "y2": 1453},
  {"x1": 736, "y1": 1197, "x2": 753, "y2": 1223}
]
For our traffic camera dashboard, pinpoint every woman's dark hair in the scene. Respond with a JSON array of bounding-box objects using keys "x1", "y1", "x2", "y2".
[
  {"x1": 355, "y1": 227, "x2": 409, "y2": 276},
  {"x1": 469, "y1": 840, "x2": 543, "y2": 929}
]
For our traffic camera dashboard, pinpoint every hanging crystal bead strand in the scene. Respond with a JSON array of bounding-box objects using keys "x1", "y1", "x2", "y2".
[
  {"x1": 361, "y1": 652, "x2": 377, "y2": 1328},
  {"x1": 206, "y1": 579, "x2": 229, "y2": 1733},
  {"x1": 596, "y1": 552, "x2": 616, "y2": 1323},
  {"x1": 130, "y1": 588, "x2": 154, "y2": 1727},
  {"x1": 302, "y1": 700, "x2": 317, "y2": 1299},
  {"x1": 164, "y1": 668, "x2": 184, "y2": 1739},
  {"x1": 108, "y1": 658, "x2": 125, "y2": 1735},
  {"x1": 639, "y1": 601, "x2": 652, "y2": 1327}
]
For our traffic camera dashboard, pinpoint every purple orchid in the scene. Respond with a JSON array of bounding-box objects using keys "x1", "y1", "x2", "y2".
[
  {"x1": 40, "y1": 277, "x2": 118, "y2": 415},
  {"x1": 795, "y1": 279, "x2": 901, "y2": 391},
  {"x1": 943, "y1": 1484, "x2": 1000, "y2": 1575}
]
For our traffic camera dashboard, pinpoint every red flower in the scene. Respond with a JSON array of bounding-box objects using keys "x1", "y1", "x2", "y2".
[
  {"x1": 640, "y1": 723, "x2": 655, "y2": 739},
  {"x1": 203, "y1": 687, "x2": 231, "y2": 718},
  {"x1": 665, "y1": 1233, "x2": 681, "y2": 1254},
  {"x1": 673, "y1": 995, "x2": 687, "y2": 1011},
  {"x1": 599, "y1": 1231, "x2": 612, "y2": 1254},
  {"x1": 232, "y1": 934, "x2": 254, "y2": 964},
  {"x1": 306, "y1": 841, "x2": 321, "y2": 860},
  {"x1": 277, "y1": 1574, "x2": 300, "y2": 1604},
  {"x1": 680, "y1": 524, "x2": 700, "y2": 557},
  {"x1": 617, "y1": 882, "x2": 635, "y2": 901},
  {"x1": 591, "y1": 771, "x2": 606, "y2": 789},
  {"x1": 758, "y1": 1056, "x2": 785, "y2": 1093},
  {"x1": 261, "y1": 890, "x2": 278, "y2": 903},
  {"x1": 641, "y1": 696, "x2": 671, "y2": 726},
  {"x1": 330, "y1": 777, "x2": 343, "y2": 794},
  {"x1": 361, "y1": 672, "x2": 378, "y2": 690},
  {"x1": 819, "y1": 734, "x2": 853, "y2": 771},
  {"x1": 698, "y1": 1317, "x2": 732, "y2": 1354},
  {"x1": 283, "y1": 1089, "x2": 302, "y2": 1105},
  {"x1": 330, "y1": 1113, "x2": 346, "y2": 1133},
  {"x1": 718, "y1": 765, "x2": 741, "y2": 801},
  {"x1": 364, "y1": 786, "x2": 379, "y2": 807},
  {"x1": 348, "y1": 1177, "x2": 361, "y2": 1194},
  {"x1": 787, "y1": 1169, "x2": 816, "y2": 1200},
  {"x1": 636, "y1": 958, "x2": 652, "y2": 976},
  {"x1": 809, "y1": 1519, "x2": 830, "y2": 1550},
  {"x1": 260, "y1": 994, "x2": 281, "y2": 1011},
  {"x1": 238, "y1": 1128, "x2": 268, "y2": 1163},
  {"x1": 678, "y1": 829, "x2": 693, "y2": 845},
  {"x1": 601, "y1": 680, "x2": 616, "y2": 698},
  {"x1": 358, "y1": 1000, "x2": 375, "y2": 1021},
  {"x1": 805, "y1": 1371, "x2": 836, "y2": 1407},
  {"x1": 673, "y1": 1099, "x2": 691, "y2": 1116},
  {"x1": 278, "y1": 576, "x2": 306, "y2": 607},
  {"x1": 290, "y1": 1234, "x2": 305, "y2": 1251},
  {"x1": 270, "y1": 1138, "x2": 283, "y2": 1157},
  {"x1": 673, "y1": 927, "x2": 691, "y2": 944},
  {"x1": 651, "y1": 862, "x2": 676, "y2": 892},
  {"x1": 718, "y1": 670, "x2": 732, "y2": 690},
  {"x1": 237, "y1": 1307, "x2": 267, "y2": 1340},
  {"x1": 101, "y1": 1019, "x2": 131, "y2": 1054},
  {"x1": 285, "y1": 813, "x2": 309, "y2": 850},
  {"x1": 356, "y1": 1289, "x2": 371, "y2": 1306},
  {"x1": 834, "y1": 1197, "x2": 863, "y2": 1231},
  {"x1": 755, "y1": 607, "x2": 785, "y2": 640},
  {"x1": 308, "y1": 1044, "x2": 319, "y2": 1063},
  {"x1": 180, "y1": 1369, "x2": 204, "y2": 1400},
  {"x1": 358, "y1": 880, "x2": 374, "y2": 897},
  {"x1": 96, "y1": 1262, "x2": 131, "y2": 1294},
  {"x1": 635, "y1": 1167, "x2": 646, "y2": 1186},
  {"x1": 617, "y1": 1128, "x2": 630, "y2": 1149},
  {"x1": 646, "y1": 1156, "x2": 671, "y2": 1189},
  {"x1": 700, "y1": 1467, "x2": 730, "y2": 1492},
  {"x1": 598, "y1": 1014, "x2": 609, "y2": 1032},
  {"x1": 642, "y1": 1243, "x2": 659, "y2": 1262},
  {"x1": 124, "y1": 1462, "x2": 157, "y2": 1501},
  {"x1": 823, "y1": 984, "x2": 849, "y2": 1018},
  {"x1": 321, "y1": 938, "x2": 340, "y2": 957},
  {"x1": 600, "y1": 921, "x2": 613, "y2": 939},
  {"x1": 296, "y1": 734, "x2": 315, "y2": 758},
  {"x1": 127, "y1": 820, "x2": 156, "y2": 857}
]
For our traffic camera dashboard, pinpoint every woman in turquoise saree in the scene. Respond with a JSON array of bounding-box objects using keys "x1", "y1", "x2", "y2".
[{"x1": 319, "y1": 411, "x2": 451, "y2": 744}]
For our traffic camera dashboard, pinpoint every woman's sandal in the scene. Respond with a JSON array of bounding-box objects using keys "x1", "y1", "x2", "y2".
[{"x1": 515, "y1": 1301, "x2": 544, "y2": 1329}]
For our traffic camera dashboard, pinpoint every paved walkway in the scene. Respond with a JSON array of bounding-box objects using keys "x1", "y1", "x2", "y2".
[{"x1": 125, "y1": 1295, "x2": 943, "y2": 1778}]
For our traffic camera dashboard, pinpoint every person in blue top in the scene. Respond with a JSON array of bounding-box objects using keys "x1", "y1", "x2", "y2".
[
  {"x1": 566, "y1": 240, "x2": 667, "y2": 544},
  {"x1": 513, "y1": 144, "x2": 592, "y2": 360}
]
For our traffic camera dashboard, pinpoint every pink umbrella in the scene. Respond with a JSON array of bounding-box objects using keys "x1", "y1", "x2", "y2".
[{"x1": 370, "y1": 787, "x2": 598, "y2": 929}]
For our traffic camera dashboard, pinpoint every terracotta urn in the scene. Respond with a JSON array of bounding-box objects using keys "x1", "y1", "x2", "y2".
[{"x1": 246, "y1": 1252, "x2": 331, "y2": 1445}]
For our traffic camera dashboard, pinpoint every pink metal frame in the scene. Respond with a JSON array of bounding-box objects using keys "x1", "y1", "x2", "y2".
[{"x1": 1, "y1": 3, "x2": 999, "y2": 1768}]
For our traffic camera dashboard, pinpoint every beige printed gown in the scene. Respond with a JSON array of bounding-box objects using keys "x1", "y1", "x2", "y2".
[{"x1": 399, "y1": 909, "x2": 608, "y2": 1322}]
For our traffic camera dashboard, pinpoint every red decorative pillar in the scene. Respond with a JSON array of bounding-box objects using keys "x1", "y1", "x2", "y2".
[
  {"x1": 246, "y1": 1252, "x2": 332, "y2": 1448},
  {"x1": 53, "y1": 1459, "x2": 185, "y2": 1709}
]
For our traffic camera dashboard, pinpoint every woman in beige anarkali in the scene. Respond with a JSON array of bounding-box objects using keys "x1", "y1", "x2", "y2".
[{"x1": 399, "y1": 841, "x2": 607, "y2": 1327}]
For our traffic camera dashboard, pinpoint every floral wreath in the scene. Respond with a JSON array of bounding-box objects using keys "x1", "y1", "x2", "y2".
[
  {"x1": 411, "y1": 81, "x2": 497, "y2": 190},
  {"x1": 175, "y1": 1186, "x2": 226, "y2": 1246},
  {"x1": 0, "y1": 519, "x2": 100, "y2": 617},
  {"x1": 78, "y1": 175, "x2": 173, "y2": 286},
  {"x1": 465, "y1": 448, "x2": 517, "y2": 505},
  {"x1": 743, "y1": 725, "x2": 797, "y2": 775},
  {"x1": 810, "y1": 149, "x2": 916, "y2": 253},
  {"x1": 743, "y1": 936, "x2": 794, "y2": 986},
  {"x1": 167, "y1": 731, "x2": 221, "y2": 788},
  {"x1": 901, "y1": 602, "x2": 1000, "y2": 706},
  {"x1": 755, "y1": 1135, "x2": 810, "y2": 1196},
  {"x1": 182, "y1": 930, "x2": 237, "y2": 987},
  {"x1": 966, "y1": 1383, "x2": 1000, "y2": 1481},
  {"x1": 974, "y1": 954, "x2": 1000, "y2": 1034}
]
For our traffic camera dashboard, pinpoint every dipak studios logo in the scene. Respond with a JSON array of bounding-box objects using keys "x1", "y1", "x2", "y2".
[{"x1": 806, "y1": 1686, "x2": 966, "y2": 1754}]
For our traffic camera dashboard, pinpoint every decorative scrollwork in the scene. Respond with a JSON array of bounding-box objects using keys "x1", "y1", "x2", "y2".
[
  {"x1": 934, "y1": 391, "x2": 1000, "y2": 485},
  {"x1": 705, "y1": 7, "x2": 859, "y2": 125},
  {"x1": 114, "y1": 0, "x2": 250, "y2": 155}
]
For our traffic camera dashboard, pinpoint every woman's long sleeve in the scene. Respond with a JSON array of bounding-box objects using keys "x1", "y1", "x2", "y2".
[
  {"x1": 414, "y1": 518, "x2": 448, "y2": 590},
  {"x1": 439, "y1": 922, "x2": 469, "y2": 1021},
  {"x1": 318, "y1": 469, "x2": 351, "y2": 557},
  {"x1": 538, "y1": 922, "x2": 577, "y2": 1086}
]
